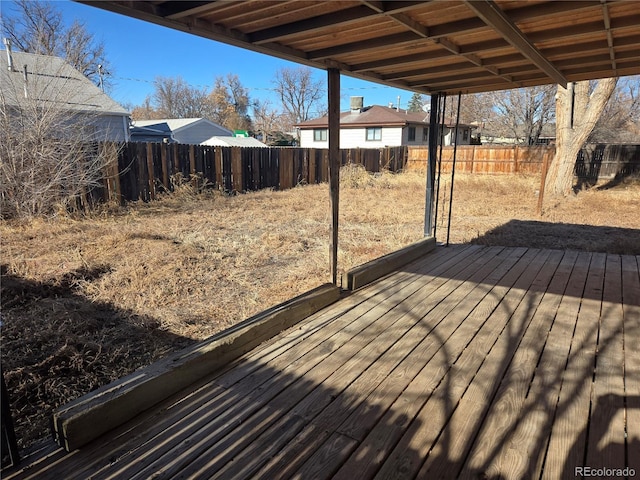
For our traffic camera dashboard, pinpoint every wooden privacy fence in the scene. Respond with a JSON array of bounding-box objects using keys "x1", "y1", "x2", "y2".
[
  {"x1": 406, "y1": 145, "x2": 555, "y2": 174},
  {"x1": 100, "y1": 144, "x2": 407, "y2": 203},
  {"x1": 96, "y1": 143, "x2": 638, "y2": 204},
  {"x1": 406, "y1": 144, "x2": 640, "y2": 179},
  {"x1": 574, "y1": 143, "x2": 640, "y2": 183}
]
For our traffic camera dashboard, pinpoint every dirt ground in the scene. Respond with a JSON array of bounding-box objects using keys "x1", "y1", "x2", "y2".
[{"x1": 1, "y1": 166, "x2": 639, "y2": 449}]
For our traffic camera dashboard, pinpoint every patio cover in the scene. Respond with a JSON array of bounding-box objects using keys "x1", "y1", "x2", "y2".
[{"x1": 78, "y1": 0, "x2": 640, "y2": 95}]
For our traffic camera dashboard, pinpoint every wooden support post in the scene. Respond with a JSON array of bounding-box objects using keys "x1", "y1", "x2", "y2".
[
  {"x1": 425, "y1": 93, "x2": 440, "y2": 238},
  {"x1": 328, "y1": 68, "x2": 340, "y2": 285}
]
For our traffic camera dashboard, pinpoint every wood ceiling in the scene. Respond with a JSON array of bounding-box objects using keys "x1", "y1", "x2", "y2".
[{"x1": 80, "y1": 0, "x2": 640, "y2": 94}]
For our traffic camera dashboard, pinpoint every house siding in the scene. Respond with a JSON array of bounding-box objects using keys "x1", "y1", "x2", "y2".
[
  {"x1": 300, "y1": 124, "x2": 476, "y2": 148},
  {"x1": 92, "y1": 115, "x2": 130, "y2": 142},
  {"x1": 301, "y1": 126, "x2": 409, "y2": 148},
  {"x1": 403, "y1": 125, "x2": 429, "y2": 146}
]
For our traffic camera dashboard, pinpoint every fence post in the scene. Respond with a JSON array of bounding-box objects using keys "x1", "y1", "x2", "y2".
[
  {"x1": 536, "y1": 150, "x2": 552, "y2": 215},
  {"x1": 471, "y1": 145, "x2": 476, "y2": 173},
  {"x1": 160, "y1": 143, "x2": 169, "y2": 190},
  {"x1": 146, "y1": 143, "x2": 155, "y2": 200},
  {"x1": 189, "y1": 145, "x2": 197, "y2": 190},
  {"x1": 232, "y1": 147, "x2": 243, "y2": 192}
]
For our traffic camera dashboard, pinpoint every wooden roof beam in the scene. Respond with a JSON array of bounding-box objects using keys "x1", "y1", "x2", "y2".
[
  {"x1": 464, "y1": 0, "x2": 568, "y2": 87},
  {"x1": 160, "y1": 1, "x2": 215, "y2": 20},
  {"x1": 248, "y1": 5, "x2": 379, "y2": 45},
  {"x1": 351, "y1": 50, "x2": 451, "y2": 72},
  {"x1": 381, "y1": 53, "x2": 525, "y2": 81},
  {"x1": 308, "y1": 32, "x2": 420, "y2": 60},
  {"x1": 601, "y1": 0, "x2": 617, "y2": 74},
  {"x1": 431, "y1": 37, "x2": 518, "y2": 85},
  {"x1": 362, "y1": 1, "x2": 429, "y2": 15}
]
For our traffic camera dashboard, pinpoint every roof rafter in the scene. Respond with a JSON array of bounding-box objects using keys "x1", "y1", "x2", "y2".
[
  {"x1": 464, "y1": 0, "x2": 567, "y2": 87},
  {"x1": 601, "y1": 0, "x2": 617, "y2": 75},
  {"x1": 160, "y1": 1, "x2": 215, "y2": 20},
  {"x1": 248, "y1": 5, "x2": 379, "y2": 45}
]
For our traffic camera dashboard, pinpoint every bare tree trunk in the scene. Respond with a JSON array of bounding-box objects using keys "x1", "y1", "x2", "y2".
[{"x1": 545, "y1": 78, "x2": 617, "y2": 197}]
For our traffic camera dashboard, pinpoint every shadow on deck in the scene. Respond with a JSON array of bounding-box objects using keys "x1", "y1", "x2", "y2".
[{"x1": 3, "y1": 236, "x2": 640, "y2": 479}]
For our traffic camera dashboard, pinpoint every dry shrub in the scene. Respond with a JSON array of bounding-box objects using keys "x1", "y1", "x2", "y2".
[
  {"x1": 340, "y1": 163, "x2": 377, "y2": 189},
  {"x1": 1, "y1": 56, "x2": 120, "y2": 219}
]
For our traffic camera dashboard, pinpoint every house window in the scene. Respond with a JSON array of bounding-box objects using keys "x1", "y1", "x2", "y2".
[
  {"x1": 313, "y1": 129, "x2": 327, "y2": 141},
  {"x1": 463, "y1": 129, "x2": 469, "y2": 141},
  {"x1": 408, "y1": 126, "x2": 416, "y2": 142},
  {"x1": 366, "y1": 127, "x2": 382, "y2": 141},
  {"x1": 423, "y1": 128, "x2": 429, "y2": 142}
]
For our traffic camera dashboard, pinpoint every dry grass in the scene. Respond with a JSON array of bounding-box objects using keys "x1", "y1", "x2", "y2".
[{"x1": 1, "y1": 165, "x2": 639, "y2": 449}]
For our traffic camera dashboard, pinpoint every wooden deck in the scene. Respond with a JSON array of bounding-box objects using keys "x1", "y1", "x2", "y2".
[{"x1": 7, "y1": 245, "x2": 640, "y2": 480}]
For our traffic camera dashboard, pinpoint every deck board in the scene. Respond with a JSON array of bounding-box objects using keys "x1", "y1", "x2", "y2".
[
  {"x1": 622, "y1": 255, "x2": 640, "y2": 475},
  {"x1": 586, "y1": 254, "x2": 626, "y2": 470},
  {"x1": 5, "y1": 245, "x2": 639, "y2": 480},
  {"x1": 453, "y1": 250, "x2": 581, "y2": 479}
]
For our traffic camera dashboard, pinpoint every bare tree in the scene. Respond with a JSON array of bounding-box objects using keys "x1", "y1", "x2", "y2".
[
  {"x1": 1, "y1": 55, "x2": 118, "y2": 218},
  {"x1": 130, "y1": 96, "x2": 164, "y2": 121},
  {"x1": 150, "y1": 76, "x2": 210, "y2": 119},
  {"x1": 252, "y1": 99, "x2": 296, "y2": 145},
  {"x1": 2, "y1": 0, "x2": 110, "y2": 86},
  {"x1": 545, "y1": 78, "x2": 618, "y2": 197},
  {"x1": 485, "y1": 85, "x2": 556, "y2": 144},
  {"x1": 590, "y1": 75, "x2": 640, "y2": 142},
  {"x1": 273, "y1": 67, "x2": 325, "y2": 129},
  {"x1": 207, "y1": 74, "x2": 253, "y2": 131}
]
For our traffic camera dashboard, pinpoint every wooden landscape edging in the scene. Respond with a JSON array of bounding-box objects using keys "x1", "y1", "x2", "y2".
[
  {"x1": 52, "y1": 283, "x2": 341, "y2": 452},
  {"x1": 342, "y1": 237, "x2": 437, "y2": 291}
]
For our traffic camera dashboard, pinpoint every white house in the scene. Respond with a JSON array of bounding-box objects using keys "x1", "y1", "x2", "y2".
[
  {"x1": 131, "y1": 118, "x2": 267, "y2": 147},
  {"x1": 295, "y1": 97, "x2": 475, "y2": 149},
  {"x1": 0, "y1": 47, "x2": 130, "y2": 141}
]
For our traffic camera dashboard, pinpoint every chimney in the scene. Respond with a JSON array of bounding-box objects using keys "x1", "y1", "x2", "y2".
[
  {"x1": 3, "y1": 38, "x2": 13, "y2": 71},
  {"x1": 350, "y1": 96, "x2": 364, "y2": 114}
]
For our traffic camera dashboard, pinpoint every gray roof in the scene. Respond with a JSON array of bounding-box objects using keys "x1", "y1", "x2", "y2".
[
  {"x1": 133, "y1": 118, "x2": 232, "y2": 136},
  {"x1": 296, "y1": 105, "x2": 475, "y2": 129},
  {"x1": 201, "y1": 136, "x2": 268, "y2": 147},
  {"x1": 0, "y1": 49, "x2": 129, "y2": 116}
]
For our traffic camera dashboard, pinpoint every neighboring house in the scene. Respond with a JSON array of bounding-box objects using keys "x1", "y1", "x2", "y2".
[
  {"x1": 0, "y1": 47, "x2": 130, "y2": 141},
  {"x1": 295, "y1": 97, "x2": 475, "y2": 148},
  {"x1": 130, "y1": 118, "x2": 267, "y2": 147},
  {"x1": 131, "y1": 118, "x2": 230, "y2": 144}
]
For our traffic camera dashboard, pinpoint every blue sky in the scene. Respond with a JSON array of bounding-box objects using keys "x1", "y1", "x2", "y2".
[{"x1": 1, "y1": 0, "x2": 422, "y2": 115}]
